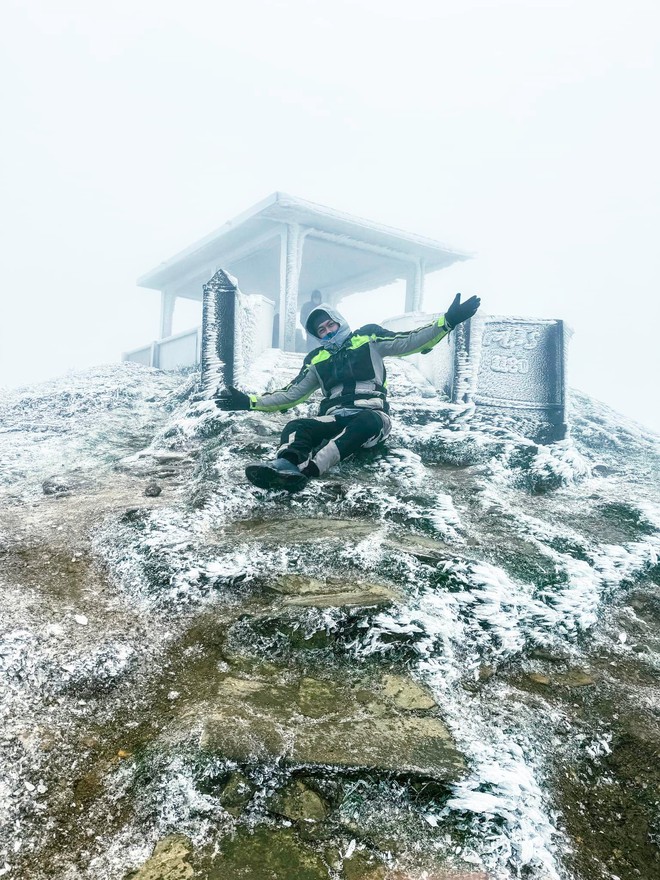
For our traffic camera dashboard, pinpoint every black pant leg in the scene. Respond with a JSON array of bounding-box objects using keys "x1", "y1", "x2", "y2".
[
  {"x1": 333, "y1": 410, "x2": 386, "y2": 459},
  {"x1": 277, "y1": 417, "x2": 340, "y2": 465},
  {"x1": 309, "y1": 410, "x2": 387, "y2": 475}
]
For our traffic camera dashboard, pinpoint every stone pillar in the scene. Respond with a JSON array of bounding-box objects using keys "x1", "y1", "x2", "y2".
[
  {"x1": 404, "y1": 259, "x2": 425, "y2": 313},
  {"x1": 159, "y1": 291, "x2": 176, "y2": 340},
  {"x1": 279, "y1": 224, "x2": 304, "y2": 351},
  {"x1": 200, "y1": 269, "x2": 237, "y2": 396}
]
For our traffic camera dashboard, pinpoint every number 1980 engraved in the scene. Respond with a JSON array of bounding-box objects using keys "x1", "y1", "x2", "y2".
[{"x1": 490, "y1": 355, "x2": 529, "y2": 374}]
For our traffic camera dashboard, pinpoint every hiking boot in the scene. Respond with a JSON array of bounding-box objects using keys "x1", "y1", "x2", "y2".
[{"x1": 245, "y1": 457, "x2": 308, "y2": 493}]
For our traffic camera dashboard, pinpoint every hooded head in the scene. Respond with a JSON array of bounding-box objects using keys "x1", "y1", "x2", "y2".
[{"x1": 305, "y1": 303, "x2": 352, "y2": 350}]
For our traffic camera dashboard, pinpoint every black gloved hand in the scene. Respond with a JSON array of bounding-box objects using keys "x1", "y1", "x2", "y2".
[
  {"x1": 214, "y1": 386, "x2": 251, "y2": 411},
  {"x1": 444, "y1": 293, "x2": 481, "y2": 330}
]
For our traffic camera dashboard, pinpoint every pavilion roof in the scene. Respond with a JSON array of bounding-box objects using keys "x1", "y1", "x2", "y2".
[{"x1": 138, "y1": 192, "x2": 471, "y2": 298}]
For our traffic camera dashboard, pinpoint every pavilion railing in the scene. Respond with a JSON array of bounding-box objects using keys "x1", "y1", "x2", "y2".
[{"x1": 122, "y1": 326, "x2": 202, "y2": 370}]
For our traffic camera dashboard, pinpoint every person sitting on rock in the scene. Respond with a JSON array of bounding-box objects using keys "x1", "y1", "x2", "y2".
[{"x1": 215, "y1": 293, "x2": 481, "y2": 491}]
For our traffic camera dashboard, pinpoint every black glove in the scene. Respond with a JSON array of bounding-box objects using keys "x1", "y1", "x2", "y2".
[
  {"x1": 214, "y1": 386, "x2": 251, "y2": 411},
  {"x1": 444, "y1": 293, "x2": 481, "y2": 330}
]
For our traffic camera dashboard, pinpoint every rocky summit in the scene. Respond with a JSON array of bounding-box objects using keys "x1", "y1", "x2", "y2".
[{"x1": 0, "y1": 358, "x2": 659, "y2": 880}]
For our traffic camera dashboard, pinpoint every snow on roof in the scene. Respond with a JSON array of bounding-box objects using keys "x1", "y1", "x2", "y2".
[{"x1": 137, "y1": 192, "x2": 472, "y2": 295}]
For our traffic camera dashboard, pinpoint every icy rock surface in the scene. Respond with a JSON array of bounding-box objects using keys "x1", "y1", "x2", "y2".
[{"x1": 0, "y1": 359, "x2": 659, "y2": 880}]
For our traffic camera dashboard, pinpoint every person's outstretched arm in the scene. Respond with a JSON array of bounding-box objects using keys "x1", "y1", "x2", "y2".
[
  {"x1": 364, "y1": 293, "x2": 481, "y2": 358},
  {"x1": 215, "y1": 358, "x2": 320, "y2": 412}
]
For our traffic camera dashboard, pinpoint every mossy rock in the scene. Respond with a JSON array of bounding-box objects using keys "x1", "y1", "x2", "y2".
[
  {"x1": 343, "y1": 850, "x2": 387, "y2": 879},
  {"x1": 298, "y1": 677, "x2": 343, "y2": 718},
  {"x1": 267, "y1": 780, "x2": 328, "y2": 823},
  {"x1": 599, "y1": 502, "x2": 657, "y2": 539},
  {"x1": 208, "y1": 826, "x2": 329, "y2": 879},
  {"x1": 218, "y1": 771, "x2": 254, "y2": 816},
  {"x1": 125, "y1": 834, "x2": 194, "y2": 880}
]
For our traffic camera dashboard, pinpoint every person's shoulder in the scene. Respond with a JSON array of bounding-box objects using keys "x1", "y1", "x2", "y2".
[
  {"x1": 356, "y1": 323, "x2": 397, "y2": 338},
  {"x1": 302, "y1": 347, "x2": 323, "y2": 364}
]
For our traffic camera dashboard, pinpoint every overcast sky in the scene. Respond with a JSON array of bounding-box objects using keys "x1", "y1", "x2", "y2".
[{"x1": 1, "y1": 0, "x2": 658, "y2": 431}]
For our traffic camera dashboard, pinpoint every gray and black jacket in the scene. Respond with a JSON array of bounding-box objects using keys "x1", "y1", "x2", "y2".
[{"x1": 249, "y1": 304, "x2": 452, "y2": 416}]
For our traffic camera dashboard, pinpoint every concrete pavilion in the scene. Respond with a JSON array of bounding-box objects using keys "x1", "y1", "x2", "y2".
[{"x1": 133, "y1": 192, "x2": 471, "y2": 362}]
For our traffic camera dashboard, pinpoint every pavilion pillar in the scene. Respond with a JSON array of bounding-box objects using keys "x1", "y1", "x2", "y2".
[
  {"x1": 405, "y1": 259, "x2": 425, "y2": 313},
  {"x1": 159, "y1": 291, "x2": 176, "y2": 339},
  {"x1": 279, "y1": 223, "x2": 304, "y2": 351}
]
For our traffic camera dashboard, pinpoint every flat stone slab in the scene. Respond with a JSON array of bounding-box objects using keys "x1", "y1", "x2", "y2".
[
  {"x1": 271, "y1": 574, "x2": 398, "y2": 608},
  {"x1": 200, "y1": 672, "x2": 464, "y2": 780},
  {"x1": 125, "y1": 835, "x2": 193, "y2": 880},
  {"x1": 292, "y1": 715, "x2": 459, "y2": 776},
  {"x1": 228, "y1": 518, "x2": 377, "y2": 544},
  {"x1": 381, "y1": 674, "x2": 437, "y2": 710},
  {"x1": 382, "y1": 535, "x2": 452, "y2": 565}
]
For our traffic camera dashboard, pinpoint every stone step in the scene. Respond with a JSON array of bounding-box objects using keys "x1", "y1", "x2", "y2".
[{"x1": 200, "y1": 672, "x2": 464, "y2": 780}]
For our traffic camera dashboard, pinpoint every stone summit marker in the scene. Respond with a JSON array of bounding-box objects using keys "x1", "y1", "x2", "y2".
[{"x1": 452, "y1": 315, "x2": 569, "y2": 442}]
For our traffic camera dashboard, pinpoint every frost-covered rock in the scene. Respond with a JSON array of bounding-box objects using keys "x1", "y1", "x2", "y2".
[{"x1": 1, "y1": 357, "x2": 659, "y2": 880}]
